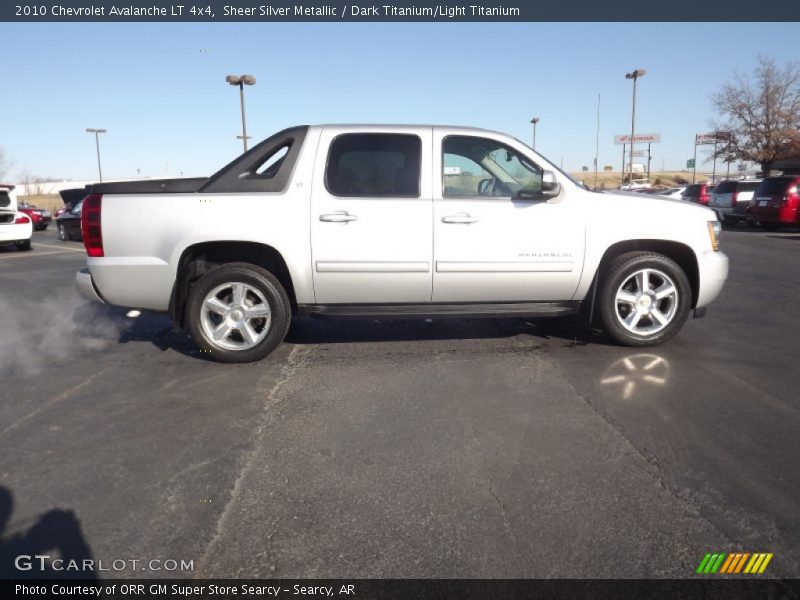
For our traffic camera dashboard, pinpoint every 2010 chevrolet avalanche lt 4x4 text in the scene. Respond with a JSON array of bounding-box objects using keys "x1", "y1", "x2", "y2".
[{"x1": 75, "y1": 125, "x2": 729, "y2": 362}]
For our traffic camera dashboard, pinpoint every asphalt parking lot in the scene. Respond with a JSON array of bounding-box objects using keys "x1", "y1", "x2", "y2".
[{"x1": 0, "y1": 225, "x2": 798, "y2": 579}]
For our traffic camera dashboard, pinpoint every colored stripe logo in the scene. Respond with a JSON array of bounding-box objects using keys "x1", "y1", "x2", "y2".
[{"x1": 696, "y1": 552, "x2": 773, "y2": 574}]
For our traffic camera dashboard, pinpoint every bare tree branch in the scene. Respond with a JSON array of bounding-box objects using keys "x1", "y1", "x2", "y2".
[{"x1": 710, "y1": 56, "x2": 800, "y2": 172}]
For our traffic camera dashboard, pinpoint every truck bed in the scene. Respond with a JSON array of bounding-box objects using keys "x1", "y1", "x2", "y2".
[{"x1": 88, "y1": 177, "x2": 208, "y2": 195}]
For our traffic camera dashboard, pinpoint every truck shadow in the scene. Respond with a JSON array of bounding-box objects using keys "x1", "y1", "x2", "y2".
[
  {"x1": 286, "y1": 316, "x2": 600, "y2": 347},
  {"x1": 74, "y1": 304, "x2": 600, "y2": 360}
]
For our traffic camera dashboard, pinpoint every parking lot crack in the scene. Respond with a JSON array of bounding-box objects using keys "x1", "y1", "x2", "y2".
[
  {"x1": 196, "y1": 345, "x2": 310, "y2": 574},
  {"x1": 486, "y1": 480, "x2": 519, "y2": 553}
]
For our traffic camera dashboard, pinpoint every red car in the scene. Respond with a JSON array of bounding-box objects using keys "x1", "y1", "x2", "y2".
[
  {"x1": 750, "y1": 175, "x2": 800, "y2": 230},
  {"x1": 17, "y1": 203, "x2": 52, "y2": 231},
  {"x1": 682, "y1": 183, "x2": 716, "y2": 205}
]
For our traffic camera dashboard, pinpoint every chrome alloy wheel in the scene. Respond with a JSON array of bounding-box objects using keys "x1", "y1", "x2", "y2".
[
  {"x1": 614, "y1": 268, "x2": 679, "y2": 336},
  {"x1": 199, "y1": 282, "x2": 272, "y2": 351}
]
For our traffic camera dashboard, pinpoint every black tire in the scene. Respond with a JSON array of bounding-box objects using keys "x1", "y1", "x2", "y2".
[
  {"x1": 599, "y1": 252, "x2": 692, "y2": 347},
  {"x1": 763, "y1": 222, "x2": 779, "y2": 232},
  {"x1": 16, "y1": 239, "x2": 31, "y2": 251},
  {"x1": 58, "y1": 224, "x2": 68, "y2": 241},
  {"x1": 186, "y1": 262, "x2": 291, "y2": 363}
]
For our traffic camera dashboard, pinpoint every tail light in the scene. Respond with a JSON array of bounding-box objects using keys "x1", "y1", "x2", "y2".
[
  {"x1": 81, "y1": 194, "x2": 104, "y2": 257},
  {"x1": 731, "y1": 190, "x2": 739, "y2": 205},
  {"x1": 14, "y1": 215, "x2": 30, "y2": 224},
  {"x1": 784, "y1": 180, "x2": 800, "y2": 208},
  {"x1": 699, "y1": 186, "x2": 710, "y2": 204}
]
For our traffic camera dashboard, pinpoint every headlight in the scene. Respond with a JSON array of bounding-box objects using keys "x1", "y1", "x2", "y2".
[{"x1": 707, "y1": 221, "x2": 721, "y2": 251}]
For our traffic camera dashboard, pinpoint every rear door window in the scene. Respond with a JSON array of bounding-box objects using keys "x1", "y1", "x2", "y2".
[
  {"x1": 713, "y1": 181, "x2": 736, "y2": 194},
  {"x1": 756, "y1": 177, "x2": 793, "y2": 196},
  {"x1": 325, "y1": 133, "x2": 421, "y2": 197},
  {"x1": 738, "y1": 181, "x2": 761, "y2": 192},
  {"x1": 684, "y1": 185, "x2": 701, "y2": 197}
]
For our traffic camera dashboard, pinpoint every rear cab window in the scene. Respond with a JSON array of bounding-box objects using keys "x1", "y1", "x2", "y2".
[{"x1": 325, "y1": 133, "x2": 421, "y2": 197}]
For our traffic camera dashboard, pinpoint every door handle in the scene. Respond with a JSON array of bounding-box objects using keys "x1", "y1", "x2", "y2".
[
  {"x1": 320, "y1": 211, "x2": 358, "y2": 223},
  {"x1": 442, "y1": 214, "x2": 479, "y2": 224}
]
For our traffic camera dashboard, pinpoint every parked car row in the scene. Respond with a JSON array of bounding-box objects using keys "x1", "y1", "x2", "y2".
[{"x1": 624, "y1": 175, "x2": 799, "y2": 231}]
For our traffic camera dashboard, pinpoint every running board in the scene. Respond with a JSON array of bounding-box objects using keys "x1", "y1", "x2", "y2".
[{"x1": 298, "y1": 301, "x2": 580, "y2": 319}]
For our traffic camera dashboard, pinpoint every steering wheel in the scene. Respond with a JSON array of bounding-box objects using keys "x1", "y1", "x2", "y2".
[{"x1": 477, "y1": 178, "x2": 495, "y2": 196}]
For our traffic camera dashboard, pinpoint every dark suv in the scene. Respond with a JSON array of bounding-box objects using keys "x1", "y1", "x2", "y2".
[
  {"x1": 682, "y1": 183, "x2": 715, "y2": 205},
  {"x1": 750, "y1": 175, "x2": 800, "y2": 230}
]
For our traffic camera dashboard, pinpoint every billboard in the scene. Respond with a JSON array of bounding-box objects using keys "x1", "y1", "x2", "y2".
[{"x1": 614, "y1": 133, "x2": 661, "y2": 145}]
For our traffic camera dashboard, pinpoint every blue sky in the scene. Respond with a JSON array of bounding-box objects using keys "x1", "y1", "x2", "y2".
[{"x1": 2, "y1": 22, "x2": 796, "y2": 181}]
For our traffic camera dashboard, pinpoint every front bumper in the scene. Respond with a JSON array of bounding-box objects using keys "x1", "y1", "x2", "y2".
[
  {"x1": 76, "y1": 268, "x2": 106, "y2": 304},
  {"x1": 696, "y1": 250, "x2": 729, "y2": 308}
]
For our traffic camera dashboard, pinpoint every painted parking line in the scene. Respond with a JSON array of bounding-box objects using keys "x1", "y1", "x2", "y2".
[
  {"x1": 0, "y1": 250, "x2": 76, "y2": 260},
  {"x1": 33, "y1": 242, "x2": 86, "y2": 253}
]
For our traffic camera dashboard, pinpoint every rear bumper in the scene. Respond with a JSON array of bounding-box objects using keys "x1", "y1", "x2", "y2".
[
  {"x1": 0, "y1": 218, "x2": 33, "y2": 243},
  {"x1": 696, "y1": 251, "x2": 729, "y2": 308},
  {"x1": 752, "y1": 206, "x2": 799, "y2": 224},
  {"x1": 75, "y1": 268, "x2": 106, "y2": 304}
]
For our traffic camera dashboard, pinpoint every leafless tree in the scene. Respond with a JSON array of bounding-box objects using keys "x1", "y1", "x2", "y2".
[
  {"x1": 15, "y1": 169, "x2": 60, "y2": 196},
  {"x1": 710, "y1": 56, "x2": 800, "y2": 174}
]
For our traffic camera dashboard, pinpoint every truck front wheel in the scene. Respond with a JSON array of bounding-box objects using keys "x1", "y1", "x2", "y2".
[
  {"x1": 186, "y1": 262, "x2": 291, "y2": 363},
  {"x1": 599, "y1": 252, "x2": 691, "y2": 347}
]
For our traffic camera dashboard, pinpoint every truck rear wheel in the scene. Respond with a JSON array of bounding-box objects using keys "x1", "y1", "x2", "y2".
[
  {"x1": 599, "y1": 252, "x2": 691, "y2": 347},
  {"x1": 186, "y1": 262, "x2": 291, "y2": 363}
]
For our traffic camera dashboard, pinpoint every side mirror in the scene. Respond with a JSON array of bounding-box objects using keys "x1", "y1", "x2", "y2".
[
  {"x1": 511, "y1": 171, "x2": 562, "y2": 202},
  {"x1": 540, "y1": 170, "x2": 562, "y2": 199}
]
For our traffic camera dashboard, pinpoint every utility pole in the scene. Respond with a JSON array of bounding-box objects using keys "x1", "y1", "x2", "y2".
[{"x1": 594, "y1": 94, "x2": 600, "y2": 190}]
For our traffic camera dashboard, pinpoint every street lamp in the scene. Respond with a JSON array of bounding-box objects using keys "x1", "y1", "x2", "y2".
[
  {"x1": 85, "y1": 128, "x2": 107, "y2": 182},
  {"x1": 226, "y1": 74, "x2": 256, "y2": 153},
  {"x1": 530, "y1": 117, "x2": 540, "y2": 150},
  {"x1": 624, "y1": 69, "x2": 646, "y2": 185}
]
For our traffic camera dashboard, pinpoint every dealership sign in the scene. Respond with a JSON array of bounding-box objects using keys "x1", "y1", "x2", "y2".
[
  {"x1": 696, "y1": 131, "x2": 732, "y2": 145},
  {"x1": 614, "y1": 133, "x2": 661, "y2": 145}
]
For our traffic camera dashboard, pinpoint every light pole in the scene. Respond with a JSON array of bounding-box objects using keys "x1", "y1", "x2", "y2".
[
  {"x1": 85, "y1": 128, "x2": 106, "y2": 182},
  {"x1": 625, "y1": 69, "x2": 646, "y2": 185},
  {"x1": 530, "y1": 117, "x2": 540, "y2": 150},
  {"x1": 226, "y1": 74, "x2": 256, "y2": 153}
]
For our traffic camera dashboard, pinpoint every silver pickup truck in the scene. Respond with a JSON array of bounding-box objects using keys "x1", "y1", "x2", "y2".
[{"x1": 76, "y1": 124, "x2": 729, "y2": 362}]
